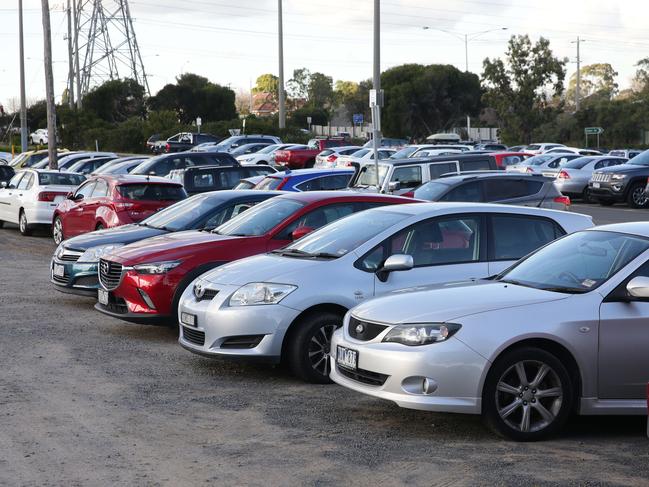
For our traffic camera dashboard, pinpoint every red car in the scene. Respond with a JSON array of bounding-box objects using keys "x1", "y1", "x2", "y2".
[
  {"x1": 491, "y1": 152, "x2": 534, "y2": 169},
  {"x1": 52, "y1": 175, "x2": 187, "y2": 245},
  {"x1": 274, "y1": 138, "x2": 348, "y2": 169},
  {"x1": 95, "y1": 192, "x2": 416, "y2": 325}
]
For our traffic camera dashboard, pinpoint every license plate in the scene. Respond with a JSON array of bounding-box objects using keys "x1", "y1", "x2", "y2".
[
  {"x1": 336, "y1": 345, "x2": 358, "y2": 370},
  {"x1": 98, "y1": 289, "x2": 109, "y2": 306},
  {"x1": 53, "y1": 263, "x2": 65, "y2": 277},
  {"x1": 592, "y1": 182, "x2": 600, "y2": 188}
]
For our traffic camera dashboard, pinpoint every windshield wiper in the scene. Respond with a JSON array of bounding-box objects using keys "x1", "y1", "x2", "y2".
[
  {"x1": 271, "y1": 248, "x2": 312, "y2": 257},
  {"x1": 310, "y1": 252, "x2": 340, "y2": 259},
  {"x1": 539, "y1": 286, "x2": 588, "y2": 294}
]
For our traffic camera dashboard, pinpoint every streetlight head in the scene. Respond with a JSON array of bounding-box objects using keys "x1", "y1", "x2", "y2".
[
  {"x1": 422, "y1": 26, "x2": 430, "y2": 30},
  {"x1": 501, "y1": 27, "x2": 508, "y2": 30}
]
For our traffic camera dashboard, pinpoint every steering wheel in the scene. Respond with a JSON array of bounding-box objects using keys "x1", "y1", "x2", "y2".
[{"x1": 557, "y1": 271, "x2": 581, "y2": 286}]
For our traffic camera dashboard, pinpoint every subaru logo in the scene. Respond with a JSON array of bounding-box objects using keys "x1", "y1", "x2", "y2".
[
  {"x1": 355, "y1": 324, "x2": 365, "y2": 334},
  {"x1": 194, "y1": 281, "x2": 205, "y2": 299}
]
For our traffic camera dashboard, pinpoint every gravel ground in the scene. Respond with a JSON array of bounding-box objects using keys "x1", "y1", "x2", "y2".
[{"x1": 1, "y1": 205, "x2": 649, "y2": 486}]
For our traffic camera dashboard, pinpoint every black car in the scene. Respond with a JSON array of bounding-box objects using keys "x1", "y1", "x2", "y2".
[
  {"x1": 589, "y1": 150, "x2": 649, "y2": 208},
  {"x1": 0, "y1": 164, "x2": 15, "y2": 186},
  {"x1": 171, "y1": 165, "x2": 276, "y2": 195},
  {"x1": 66, "y1": 156, "x2": 116, "y2": 175},
  {"x1": 413, "y1": 172, "x2": 568, "y2": 209},
  {"x1": 153, "y1": 132, "x2": 222, "y2": 154},
  {"x1": 130, "y1": 151, "x2": 240, "y2": 177},
  {"x1": 50, "y1": 190, "x2": 282, "y2": 296}
]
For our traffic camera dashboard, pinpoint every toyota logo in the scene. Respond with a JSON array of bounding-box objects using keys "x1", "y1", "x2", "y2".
[
  {"x1": 194, "y1": 282, "x2": 205, "y2": 299},
  {"x1": 355, "y1": 324, "x2": 365, "y2": 334}
]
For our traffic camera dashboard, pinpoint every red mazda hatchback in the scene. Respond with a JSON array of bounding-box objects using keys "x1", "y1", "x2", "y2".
[
  {"x1": 95, "y1": 191, "x2": 416, "y2": 325},
  {"x1": 53, "y1": 175, "x2": 186, "y2": 245}
]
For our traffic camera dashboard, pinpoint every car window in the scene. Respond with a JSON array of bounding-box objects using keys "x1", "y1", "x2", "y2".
[
  {"x1": 460, "y1": 159, "x2": 492, "y2": 171},
  {"x1": 319, "y1": 174, "x2": 352, "y2": 190},
  {"x1": 7, "y1": 173, "x2": 24, "y2": 188},
  {"x1": 75, "y1": 181, "x2": 96, "y2": 199},
  {"x1": 429, "y1": 162, "x2": 458, "y2": 179},
  {"x1": 92, "y1": 179, "x2": 109, "y2": 198},
  {"x1": 362, "y1": 215, "x2": 482, "y2": 269},
  {"x1": 440, "y1": 181, "x2": 483, "y2": 202},
  {"x1": 17, "y1": 173, "x2": 32, "y2": 190},
  {"x1": 117, "y1": 184, "x2": 186, "y2": 201},
  {"x1": 38, "y1": 172, "x2": 85, "y2": 186},
  {"x1": 605, "y1": 158, "x2": 625, "y2": 167},
  {"x1": 275, "y1": 203, "x2": 356, "y2": 240},
  {"x1": 391, "y1": 166, "x2": 422, "y2": 188},
  {"x1": 295, "y1": 177, "x2": 322, "y2": 191},
  {"x1": 483, "y1": 179, "x2": 543, "y2": 201},
  {"x1": 490, "y1": 215, "x2": 563, "y2": 261},
  {"x1": 502, "y1": 156, "x2": 522, "y2": 166}
]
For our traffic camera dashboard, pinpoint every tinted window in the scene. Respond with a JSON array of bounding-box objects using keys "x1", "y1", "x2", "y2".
[
  {"x1": 92, "y1": 179, "x2": 109, "y2": 197},
  {"x1": 391, "y1": 166, "x2": 422, "y2": 188},
  {"x1": 320, "y1": 174, "x2": 352, "y2": 190},
  {"x1": 460, "y1": 159, "x2": 492, "y2": 171},
  {"x1": 490, "y1": 215, "x2": 562, "y2": 260},
  {"x1": 483, "y1": 179, "x2": 543, "y2": 201},
  {"x1": 275, "y1": 203, "x2": 357, "y2": 240},
  {"x1": 117, "y1": 184, "x2": 186, "y2": 201},
  {"x1": 429, "y1": 162, "x2": 458, "y2": 179},
  {"x1": 413, "y1": 181, "x2": 452, "y2": 201},
  {"x1": 38, "y1": 172, "x2": 85, "y2": 186},
  {"x1": 562, "y1": 157, "x2": 594, "y2": 169},
  {"x1": 440, "y1": 181, "x2": 483, "y2": 202}
]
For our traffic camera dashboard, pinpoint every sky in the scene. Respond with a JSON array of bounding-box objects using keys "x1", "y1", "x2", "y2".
[{"x1": 1, "y1": 0, "x2": 648, "y2": 110}]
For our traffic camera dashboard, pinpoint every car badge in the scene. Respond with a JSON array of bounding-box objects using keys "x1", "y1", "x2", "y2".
[
  {"x1": 194, "y1": 282, "x2": 205, "y2": 299},
  {"x1": 355, "y1": 323, "x2": 365, "y2": 334}
]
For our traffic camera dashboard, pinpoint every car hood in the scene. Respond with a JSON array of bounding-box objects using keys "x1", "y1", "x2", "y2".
[
  {"x1": 106, "y1": 230, "x2": 250, "y2": 264},
  {"x1": 63, "y1": 224, "x2": 166, "y2": 251},
  {"x1": 351, "y1": 280, "x2": 570, "y2": 324},
  {"x1": 596, "y1": 163, "x2": 645, "y2": 174},
  {"x1": 199, "y1": 253, "x2": 326, "y2": 286}
]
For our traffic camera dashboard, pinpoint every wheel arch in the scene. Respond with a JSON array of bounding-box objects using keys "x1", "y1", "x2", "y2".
[
  {"x1": 280, "y1": 303, "x2": 348, "y2": 361},
  {"x1": 170, "y1": 261, "x2": 229, "y2": 321},
  {"x1": 479, "y1": 337, "x2": 583, "y2": 413}
]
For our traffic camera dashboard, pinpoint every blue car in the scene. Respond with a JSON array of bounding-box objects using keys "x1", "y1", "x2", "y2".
[{"x1": 254, "y1": 168, "x2": 354, "y2": 191}]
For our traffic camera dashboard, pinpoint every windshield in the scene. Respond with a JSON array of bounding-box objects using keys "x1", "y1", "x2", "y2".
[
  {"x1": 350, "y1": 149, "x2": 370, "y2": 158},
  {"x1": 257, "y1": 144, "x2": 279, "y2": 154},
  {"x1": 215, "y1": 197, "x2": 304, "y2": 236},
  {"x1": 628, "y1": 150, "x2": 649, "y2": 165},
  {"x1": 562, "y1": 157, "x2": 594, "y2": 169},
  {"x1": 117, "y1": 184, "x2": 186, "y2": 201},
  {"x1": 38, "y1": 172, "x2": 85, "y2": 186},
  {"x1": 141, "y1": 193, "x2": 222, "y2": 231},
  {"x1": 354, "y1": 164, "x2": 389, "y2": 188},
  {"x1": 499, "y1": 231, "x2": 649, "y2": 293},
  {"x1": 413, "y1": 181, "x2": 451, "y2": 201},
  {"x1": 255, "y1": 176, "x2": 283, "y2": 190},
  {"x1": 391, "y1": 147, "x2": 418, "y2": 159},
  {"x1": 529, "y1": 155, "x2": 554, "y2": 166},
  {"x1": 527, "y1": 145, "x2": 541, "y2": 150},
  {"x1": 279, "y1": 210, "x2": 407, "y2": 258}
]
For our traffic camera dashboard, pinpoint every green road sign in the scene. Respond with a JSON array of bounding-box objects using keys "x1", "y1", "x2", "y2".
[{"x1": 585, "y1": 127, "x2": 604, "y2": 135}]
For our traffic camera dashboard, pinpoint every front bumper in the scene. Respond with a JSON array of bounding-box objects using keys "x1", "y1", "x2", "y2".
[
  {"x1": 177, "y1": 282, "x2": 301, "y2": 362},
  {"x1": 329, "y1": 327, "x2": 488, "y2": 414},
  {"x1": 50, "y1": 258, "x2": 100, "y2": 296},
  {"x1": 588, "y1": 181, "x2": 627, "y2": 201}
]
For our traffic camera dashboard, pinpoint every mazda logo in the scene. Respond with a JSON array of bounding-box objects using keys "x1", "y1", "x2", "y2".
[
  {"x1": 355, "y1": 324, "x2": 365, "y2": 334},
  {"x1": 101, "y1": 261, "x2": 108, "y2": 273}
]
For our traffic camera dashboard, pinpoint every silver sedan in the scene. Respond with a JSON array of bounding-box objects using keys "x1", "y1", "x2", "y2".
[
  {"x1": 331, "y1": 222, "x2": 649, "y2": 441},
  {"x1": 553, "y1": 156, "x2": 627, "y2": 201}
]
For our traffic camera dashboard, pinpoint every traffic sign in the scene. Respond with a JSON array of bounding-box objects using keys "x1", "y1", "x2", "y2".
[
  {"x1": 352, "y1": 113, "x2": 363, "y2": 125},
  {"x1": 306, "y1": 116, "x2": 312, "y2": 124},
  {"x1": 585, "y1": 127, "x2": 604, "y2": 135}
]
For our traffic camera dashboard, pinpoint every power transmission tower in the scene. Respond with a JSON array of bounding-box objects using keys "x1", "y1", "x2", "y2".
[{"x1": 69, "y1": 0, "x2": 149, "y2": 104}]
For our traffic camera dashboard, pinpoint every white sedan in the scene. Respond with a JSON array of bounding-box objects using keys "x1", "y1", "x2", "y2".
[
  {"x1": 0, "y1": 169, "x2": 85, "y2": 236},
  {"x1": 29, "y1": 129, "x2": 48, "y2": 145}
]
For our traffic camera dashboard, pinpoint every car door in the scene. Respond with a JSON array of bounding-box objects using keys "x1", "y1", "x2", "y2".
[
  {"x1": 483, "y1": 178, "x2": 545, "y2": 206},
  {"x1": 598, "y1": 260, "x2": 649, "y2": 399},
  {"x1": 486, "y1": 213, "x2": 565, "y2": 275},
  {"x1": 12, "y1": 172, "x2": 33, "y2": 222},
  {"x1": 83, "y1": 178, "x2": 109, "y2": 231},
  {"x1": 366, "y1": 214, "x2": 488, "y2": 296},
  {"x1": 0, "y1": 172, "x2": 25, "y2": 223},
  {"x1": 389, "y1": 165, "x2": 423, "y2": 194},
  {"x1": 66, "y1": 180, "x2": 96, "y2": 236}
]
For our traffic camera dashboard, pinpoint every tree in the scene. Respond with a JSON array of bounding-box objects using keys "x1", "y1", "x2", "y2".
[
  {"x1": 82, "y1": 78, "x2": 146, "y2": 123},
  {"x1": 566, "y1": 63, "x2": 618, "y2": 105},
  {"x1": 632, "y1": 58, "x2": 649, "y2": 94},
  {"x1": 307, "y1": 72, "x2": 334, "y2": 108},
  {"x1": 252, "y1": 74, "x2": 279, "y2": 101},
  {"x1": 380, "y1": 64, "x2": 482, "y2": 139},
  {"x1": 287, "y1": 68, "x2": 311, "y2": 99},
  {"x1": 149, "y1": 73, "x2": 236, "y2": 124},
  {"x1": 482, "y1": 35, "x2": 567, "y2": 144}
]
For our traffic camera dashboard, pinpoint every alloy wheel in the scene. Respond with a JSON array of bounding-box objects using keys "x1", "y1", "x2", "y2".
[
  {"x1": 307, "y1": 324, "x2": 337, "y2": 377},
  {"x1": 53, "y1": 218, "x2": 63, "y2": 245},
  {"x1": 495, "y1": 360, "x2": 563, "y2": 434},
  {"x1": 19, "y1": 213, "x2": 26, "y2": 233},
  {"x1": 632, "y1": 187, "x2": 648, "y2": 207}
]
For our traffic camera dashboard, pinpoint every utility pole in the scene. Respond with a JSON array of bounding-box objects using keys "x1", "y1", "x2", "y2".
[
  {"x1": 572, "y1": 36, "x2": 583, "y2": 111},
  {"x1": 41, "y1": 0, "x2": 58, "y2": 169},
  {"x1": 277, "y1": 0, "x2": 286, "y2": 129},
  {"x1": 73, "y1": 0, "x2": 81, "y2": 108},
  {"x1": 371, "y1": 0, "x2": 382, "y2": 193},
  {"x1": 464, "y1": 34, "x2": 469, "y2": 72},
  {"x1": 18, "y1": 0, "x2": 28, "y2": 152},
  {"x1": 66, "y1": 0, "x2": 74, "y2": 108}
]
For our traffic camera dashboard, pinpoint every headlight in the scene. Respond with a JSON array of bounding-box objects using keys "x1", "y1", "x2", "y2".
[
  {"x1": 133, "y1": 260, "x2": 181, "y2": 274},
  {"x1": 382, "y1": 323, "x2": 461, "y2": 346},
  {"x1": 239, "y1": 157, "x2": 254, "y2": 163},
  {"x1": 228, "y1": 282, "x2": 296, "y2": 306},
  {"x1": 77, "y1": 244, "x2": 125, "y2": 263},
  {"x1": 54, "y1": 243, "x2": 64, "y2": 259},
  {"x1": 610, "y1": 174, "x2": 627, "y2": 180}
]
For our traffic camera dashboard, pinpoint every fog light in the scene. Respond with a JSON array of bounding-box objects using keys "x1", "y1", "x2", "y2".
[
  {"x1": 422, "y1": 378, "x2": 438, "y2": 394},
  {"x1": 401, "y1": 376, "x2": 438, "y2": 395},
  {"x1": 137, "y1": 288, "x2": 156, "y2": 310}
]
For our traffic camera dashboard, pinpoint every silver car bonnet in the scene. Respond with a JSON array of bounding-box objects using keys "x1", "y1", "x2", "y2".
[
  {"x1": 199, "y1": 253, "x2": 329, "y2": 286},
  {"x1": 351, "y1": 280, "x2": 569, "y2": 324}
]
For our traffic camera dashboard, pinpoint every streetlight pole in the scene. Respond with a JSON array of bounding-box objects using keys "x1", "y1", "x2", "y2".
[
  {"x1": 18, "y1": 0, "x2": 28, "y2": 152},
  {"x1": 371, "y1": 0, "x2": 381, "y2": 193},
  {"x1": 277, "y1": 0, "x2": 286, "y2": 129}
]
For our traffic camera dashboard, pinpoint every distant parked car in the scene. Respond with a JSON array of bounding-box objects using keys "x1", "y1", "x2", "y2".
[
  {"x1": 409, "y1": 148, "x2": 463, "y2": 158},
  {"x1": 0, "y1": 169, "x2": 85, "y2": 236},
  {"x1": 10, "y1": 149, "x2": 70, "y2": 169},
  {"x1": 52, "y1": 175, "x2": 187, "y2": 244},
  {"x1": 314, "y1": 146, "x2": 363, "y2": 168},
  {"x1": 473, "y1": 143, "x2": 508, "y2": 151},
  {"x1": 32, "y1": 151, "x2": 118, "y2": 170},
  {"x1": 0, "y1": 164, "x2": 14, "y2": 186},
  {"x1": 29, "y1": 128, "x2": 48, "y2": 145},
  {"x1": 92, "y1": 156, "x2": 150, "y2": 175},
  {"x1": 146, "y1": 134, "x2": 161, "y2": 151},
  {"x1": 525, "y1": 143, "x2": 566, "y2": 154},
  {"x1": 506, "y1": 153, "x2": 580, "y2": 175},
  {"x1": 589, "y1": 150, "x2": 649, "y2": 208},
  {"x1": 228, "y1": 143, "x2": 274, "y2": 158},
  {"x1": 609, "y1": 149, "x2": 643, "y2": 159},
  {"x1": 508, "y1": 145, "x2": 528, "y2": 152},
  {"x1": 66, "y1": 156, "x2": 116, "y2": 175},
  {"x1": 130, "y1": 151, "x2": 239, "y2": 177},
  {"x1": 553, "y1": 156, "x2": 628, "y2": 201},
  {"x1": 274, "y1": 138, "x2": 347, "y2": 169},
  {"x1": 545, "y1": 147, "x2": 602, "y2": 156},
  {"x1": 362, "y1": 137, "x2": 409, "y2": 148},
  {"x1": 335, "y1": 148, "x2": 396, "y2": 168},
  {"x1": 491, "y1": 152, "x2": 534, "y2": 169},
  {"x1": 255, "y1": 168, "x2": 354, "y2": 192},
  {"x1": 168, "y1": 165, "x2": 276, "y2": 195},
  {"x1": 236, "y1": 144, "x2": 301, "y2": 165},
  {"x1": 153, "y1": 132, "x2": 222, "y2": 154},
  {"x1": 206, "y1": 135, "x2": 282, "y2": 153},
  {"x1": 413, "y1": 172, "x2": 571, "y2": 210}
]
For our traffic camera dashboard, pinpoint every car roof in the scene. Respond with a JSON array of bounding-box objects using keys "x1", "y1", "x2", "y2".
[
  {"x1": 269, "y1": 168, "x2": 355, "y2": 178},
  {"x1": 274, "y1": 190, "x2": 414, "y2": 204},
  {"x1": 431, "y1": 172, "x2": 551, "y2": 184},
  {"x1": 90, "y1": 174, "x2": 183, "y2": 185},
  {"x1": 375, "y1": 153, "x2": 494, "y2": 166},
  {"x1": 192, "y1": 189, "x2": 287, "y2": 200},
  {"x1": 588, "y1": 222, "x2": 649, "y2": 238}
]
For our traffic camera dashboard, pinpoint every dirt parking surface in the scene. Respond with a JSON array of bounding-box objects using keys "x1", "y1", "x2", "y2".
[{"x1": 1, "y1": 218, "x2": 649, "y2": 486}]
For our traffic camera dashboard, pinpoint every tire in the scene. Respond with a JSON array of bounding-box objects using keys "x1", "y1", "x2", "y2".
[
  {"x1": 257, "y1": 160, "x2": 268, "y2": 165},
  {"x1": 581, "y1": 187, "x2": 593, "y2": 203},
  {"x1": 598, "y1": 199, "x2": 615, "y2": 206},
  {"x1": 96, "y1": 223, "x2": 104, "y2": 230},
  {"x1": 40, "y1": 139, "x2": 45, "y2": 145},
  {"x1": 52, "y1": 216, "x2": 64, "y2": 245},
  {"x1": 626, "y1": 182, "x2": 649, "y2": 209},
  {"x1": 19, "y1": 210, "x2": 32, "y2": 236},
  {"x1": 285, "y1": 311, "x2": 343, "y2": 384},
  {"x1": 0, "y1": 220, "x2": 4, "y2": 229},
  {"x1": 482, "y1": 347, "x2": 574, "y2": 441}
]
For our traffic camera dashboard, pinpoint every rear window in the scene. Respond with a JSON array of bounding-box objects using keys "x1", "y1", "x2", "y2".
[
  {"x1": 319, "y1": 149, "x2": 334, "y2": 157},
  {"x1": 38, "y1": 172, "x2": 86, "y2": 186},
  {"x1": 255, "y1": 176, "x2": 284, "y2": 190},
  {"x1": 117, "y1": 184, "x2": 186, "y2": 201},
  {"x1": 527, "y1": 145, "x2": 541, "y2": 150},
  {"x1": 562, "y1": 157, "x2": 594, "y2": 169}
]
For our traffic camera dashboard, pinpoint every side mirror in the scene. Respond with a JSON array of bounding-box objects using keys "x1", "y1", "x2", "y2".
[
  {"x1": 0, "y1": 181, "x2": 7, "y2": 188},
  {"x1": 627, "y1": 276, "x2": 649, "y2": 299},
  {"x1": 376, "y1": 254, "x2": 414, "y2": 282},
  {"x1": 66, "y1": 192, "x2": 75, "y2": 200},
  {"x1": 388, "y1": 181, "x2": 401, "y2": 192},
  {"x1": 149, "y1": 171, "x2": 156, "y2": 176},
  {"x1": 72, "y1": 193, "x2": 83, "y2": 201},
  {"x1": 291, "y1": 226, "x2": 314, "y2": 241}
]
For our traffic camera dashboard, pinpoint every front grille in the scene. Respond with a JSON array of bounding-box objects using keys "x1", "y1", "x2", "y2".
[
  {"x1": 58, "y1": 249, "x2": 83, "y2": 262},
  {"x1": 221, "y1": 335, "x2": 264, "y2": 349},
  {"x1": 99, "y1": 259, "x2": 123, "y2": 290},
  {"x1": 194, "y1": 286, "x2": 219, "y2": 302},
  {"x1": 348, "y1": 316, "x2": 388, "y2": 341},
  {"x1": 51, "y1": 273, "x2": 69, "y2": 285},
  {"x1": 182, "y1": 326, "x2": 205, "y2": 346},
  {"x1": 337, "y1": 365, "x2": 389, "y2": 386},
  {"x1": 592, "y1": 173, "x2": 611, "y2": 183}
]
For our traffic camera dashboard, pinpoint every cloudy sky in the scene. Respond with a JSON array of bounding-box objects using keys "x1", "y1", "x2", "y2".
[{"x1": 1, "y1": 0, "x2": 647, "y2": 109}]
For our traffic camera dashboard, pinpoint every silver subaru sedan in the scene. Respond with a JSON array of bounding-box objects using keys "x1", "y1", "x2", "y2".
[{"x1": 331, "y1": 223, "x2": 649, "y2": 441}]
